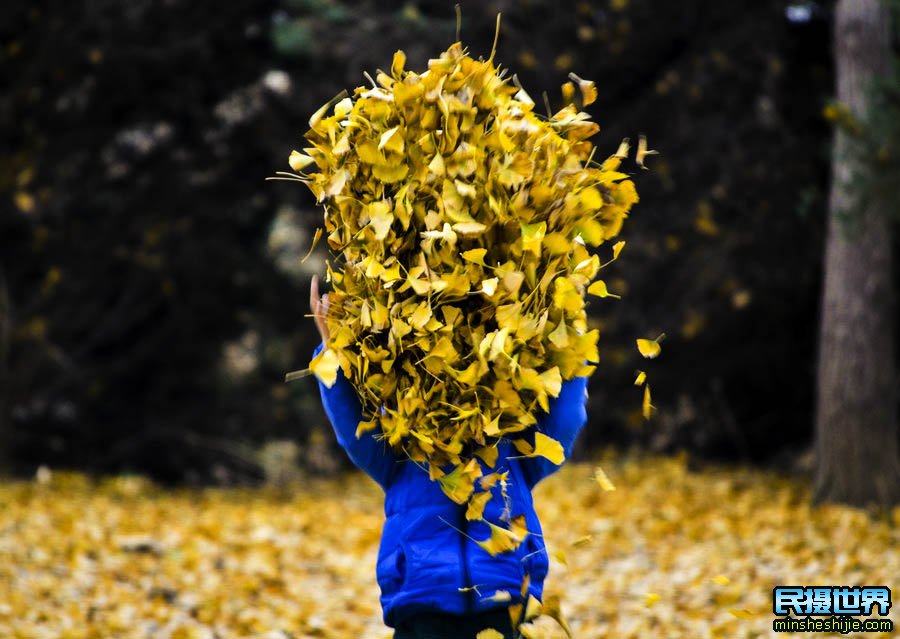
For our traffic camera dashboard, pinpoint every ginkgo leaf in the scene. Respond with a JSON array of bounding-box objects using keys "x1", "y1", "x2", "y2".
[
  {"x1": 728, "y1": 608, "x2": 755, "y2": 619},
  {"x1": 476, "y1": 516, "x2": 528, "y2": 556},
  {"x1": 480, "y1": 472, "x2": 506, "y2": 491},
  {"x1": 391, "y1": 49, "x2": 406, "y2": 76},
  {"x1": 373, "y1": 161, "x2": 409, "y2": 183},
  {"x1": 525, "y1": 594, "x2": 542, "y2": 621},
  {"x1": 539, "y1": 367, "x2": 562, "y2": 397},
  {"x1": 367, "y1": 201, "x2": 394, "y2": 240},
  {"x1": 634, "y1": 370, "x2": 646, "y2": 385},
  {"x1": 439, "y1": 460, "x2": 482, "y2": 504},
  {"x1": 284, "y1": 38, "x2": 642, "y2": 517},
  {"x1": 636, "y1": 134, "x2": 658, "y2": 168},
  {"x1": 288, "y1": 150, "x2": 315, "y2": 172},
  {"x1": 462, "y1": 248, "x2": 488, "y2": 265},
  {"x1": 594, "y1": 466, "x2": 616, "y2": 491},
  {"x1": 476, "y1": 629, "x2": 505, "y2": 639},
  {"x1": 453, "y1": 221, "x2": 487, "y2": 235},
  {"x1": 300, "y1": 227, "x2": 323, "y2": 264},
  {"x1": 512, "y1": 439, "x2": 534, "y2": 456},
  {"x1": 568, "y1": 72, "x2": 598, "y2": 106},
  {"x1": 548, "y1": 320, "x2": 569, "y2": 348},
  {"x1": 309, "y1": 347, "x2": 340, "y2": 388},
  {"x1": 636, "y1": 335, "x2": 664, "y2": 359},
  {"x1": 378, "y1": 126, "x2": 404, "y2": 154},
  {"x1": 481, "y1": 278, "x2": 499, "y2": 297},
  {"x1": 573, "y1": 535, "x2": 592, "y2": 547},
  {"x1": 533, "y1": 432, "x2": 565, "y2": 465},
  {"x1": 482, "y1": 591, "x2": 512, "y2": 603},
  {"x1": 541, "y1": 594, "x2": 573, "y2": 638},
  {"x1": 474, "y1": 446, "x2": 498, "y2": 468},
  {"x1": 587, "y1": 280, "x2": 621, "y2": 299},
  {"x1": 642, "y1": 384, "x2": 654, "y2": 419},
  {"x1": 466, "y1": 491, "x2": 492, "y2": 521}
]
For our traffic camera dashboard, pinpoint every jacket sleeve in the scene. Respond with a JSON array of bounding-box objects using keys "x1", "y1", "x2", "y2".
[
  {"x1": 518, "y1": 375, "x2": 589, "y2": 489},
  {"x1": 313, "y1": 342, "x2": 397, "y2": 490}
]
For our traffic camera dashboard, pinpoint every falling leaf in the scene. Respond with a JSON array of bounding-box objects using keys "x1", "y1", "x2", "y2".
[
  {"x1": 642, "y1": 384, "x2": 654, "y2": 419},
  {"x1": 554, "y1": 548, "x2": 568, "y2": 566},
  {"x1": 587, "y1": 280, "x2": 621, "y2": 298},
  {"x1": 525, "y1": 594, "x2": 543, "y2": 621},
  {"x1": 594, "y1": 466, "x2": 616, "y2": 491},
  {"x1": 482, "y1": 591, "x2": 513, "y2": 603},
  {"x1": 636, "y1": 134, "x2": 658, "y2": 168},
  {"x1": 636, "y1": 334, "x2": 665, "y2": 359},
  {"x1": 466, "y1": 490, "x2": 492, "y2": 521},
  {"x1": 634, "y1": 370, "x2": 646, "y2": 386},
  {"x1": 532, "y1": 432, "x2": 565, "y2": 465},
  {"x1": 476, "y1": 520, "x2": 527, "y2": 556},
  {"x1": 439, "y1": 460, "x2": 482, "y2": 504},
  {"x1": 542, "y1": 594, "x2": 573, "y2": 637},
  {"x1": 573, "y1": 534, "x2": 593, "y2": 547}
]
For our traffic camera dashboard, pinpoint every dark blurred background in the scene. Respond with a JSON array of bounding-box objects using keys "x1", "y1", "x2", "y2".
[{"x1": 1, "y1": 0, "x2": 842, "y2": 483}]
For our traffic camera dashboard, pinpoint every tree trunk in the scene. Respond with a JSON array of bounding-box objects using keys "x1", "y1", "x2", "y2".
[{"x1": 814, "y1": 0, "x2": 900, "y2": 507}]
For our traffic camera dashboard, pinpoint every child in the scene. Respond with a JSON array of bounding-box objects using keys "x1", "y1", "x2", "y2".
[{"x1": 310, "y1": 276, "x2": 589, "y2": 639}]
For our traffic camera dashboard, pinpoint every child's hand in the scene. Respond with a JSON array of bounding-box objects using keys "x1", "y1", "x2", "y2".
[{"x1": 310, "y1": 274, "x2": 331, "y2": 343}]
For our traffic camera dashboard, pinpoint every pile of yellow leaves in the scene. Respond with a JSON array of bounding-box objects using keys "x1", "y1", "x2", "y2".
[
  {"x1": 2, "y1": 455, "x2": 897, "y2": 638},
  {"x1": 288, "y1": 41, "x2": 638, "y2": 491}
]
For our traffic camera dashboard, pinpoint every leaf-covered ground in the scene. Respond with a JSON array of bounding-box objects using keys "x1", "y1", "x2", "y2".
[{"x1": 1, "y1": 453, "x2": 897, "y2": 638}]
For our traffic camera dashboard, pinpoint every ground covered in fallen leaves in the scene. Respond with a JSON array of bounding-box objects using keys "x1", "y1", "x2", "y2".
[{"x1": 1, "y1": 453, "x2": 897, "y2": 638}]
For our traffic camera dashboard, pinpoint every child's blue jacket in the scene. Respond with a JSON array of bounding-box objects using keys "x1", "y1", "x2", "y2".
[{"x1": 313, "y1": 342, "x2": 589, "y2": 628}]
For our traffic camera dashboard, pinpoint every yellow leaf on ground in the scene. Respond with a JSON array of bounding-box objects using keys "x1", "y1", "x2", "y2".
[{"x1": 729, "y1": 608, "x2": 755, "y2": 619}]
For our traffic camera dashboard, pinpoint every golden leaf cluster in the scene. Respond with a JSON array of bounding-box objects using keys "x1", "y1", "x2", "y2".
[
  {"x1": 288, "y1": 41, "x2": 638, "y2": 477},
  {"x1": 3, "y1": 458, "x2": 898, "y2": 637}
]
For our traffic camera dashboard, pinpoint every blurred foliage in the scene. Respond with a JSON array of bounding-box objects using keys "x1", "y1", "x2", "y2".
[
  {"x1": 1, "y1": 454, "x2": 897, "y2": 636},
  {"x1": 0, "y1": 0, "x2": 838, "y2": 481}
]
